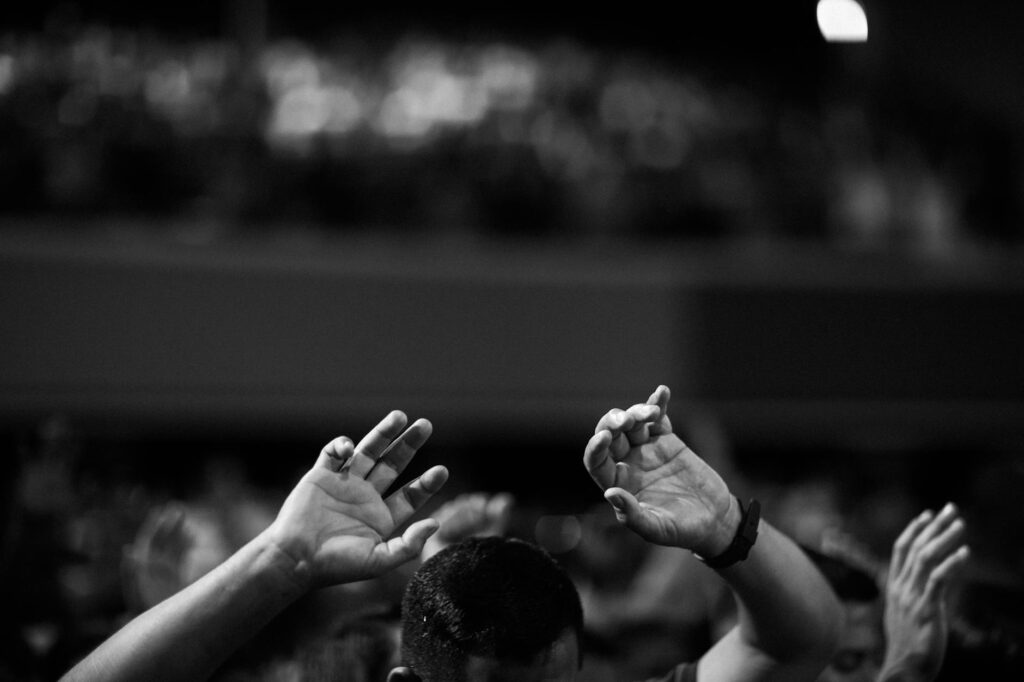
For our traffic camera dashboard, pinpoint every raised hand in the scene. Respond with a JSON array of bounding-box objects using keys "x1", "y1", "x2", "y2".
[
  {"x1": 583, "y1": 386, "x2": 737, "y2": 558},
  {"x1": 879, "y1": 504, "x2": 970, "y2": 682},
  {"x1": 266, "y1": 411, "x2": 449, "y2": 587},
  {"x1": 421, "y1": 491, "x2": 515, "y2": 562}
]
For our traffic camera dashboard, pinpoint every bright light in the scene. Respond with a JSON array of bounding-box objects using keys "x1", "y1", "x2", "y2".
[
  {"x1": 269, "y1": 84, "x2": 329, "y2": 137},
  {"x1": 817, "y1": 0, "x2": 869, "y2": 43}
]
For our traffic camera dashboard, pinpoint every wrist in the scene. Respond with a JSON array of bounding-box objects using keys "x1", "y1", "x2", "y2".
[
  {"x1": 696, "y1": 495, "x2": 743, "y2": 558},
  {"x1": 695, "y1": 496, "x2": 762, "y2": 570},
  {"x1": 257, "y1": 526, "x2": 315, "y2": 595}
]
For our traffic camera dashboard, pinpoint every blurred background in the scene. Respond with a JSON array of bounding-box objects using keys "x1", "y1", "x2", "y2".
[{"x1": 3, "y1": 1, "x2": 1024, "y2": 679}]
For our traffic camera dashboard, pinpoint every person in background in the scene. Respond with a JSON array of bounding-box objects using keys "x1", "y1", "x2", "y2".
[
  {"x1": 808, "y1": 503, "x2": 970, "y2": 682},
  {"x1": 801, "y1": 545, "x2": 884, "y2": 682}
]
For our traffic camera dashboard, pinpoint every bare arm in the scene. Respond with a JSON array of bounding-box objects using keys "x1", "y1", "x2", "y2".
[
  {"x1": 584, "y1": 386, "x2": 842, "y2": 682},
  {"x1": 698, "y1": 519, "x2": 844, "y2": 681},
  {"x1": 61, "y1": 411, "x2": 449, "y2": 682}
]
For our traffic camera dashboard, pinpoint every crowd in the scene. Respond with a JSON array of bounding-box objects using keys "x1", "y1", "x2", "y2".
[
  {"x1": 2, "y1": 388, "x2": 1023, "y2": 681},
  {"x1": 1, "y1": 21, "x2": 1021, "y2": 251},
  {"x1": 3, "y1": 17, "x2": 1024, "y2": 681}
]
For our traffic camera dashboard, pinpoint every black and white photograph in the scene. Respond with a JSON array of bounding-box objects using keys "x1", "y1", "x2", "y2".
[{"x1": 2, "y1": 2, "x2": 1023, "y2": 680}]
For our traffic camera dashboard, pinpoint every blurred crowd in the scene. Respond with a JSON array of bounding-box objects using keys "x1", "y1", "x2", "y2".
[
  {"x1": 2, "y1": 20, "x2": 1022, "y2": 252},
  {"x1": 3, "y1": 412, "x2": 1023, "y2": 681}
]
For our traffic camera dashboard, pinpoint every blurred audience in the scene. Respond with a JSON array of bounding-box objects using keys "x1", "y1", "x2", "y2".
[
  {"x1": 1, "y1": 20, "x2": 1016, "y2": 250},
  {"x1": 3, "y1": 406, "x2": 1023, "y2": 680}
]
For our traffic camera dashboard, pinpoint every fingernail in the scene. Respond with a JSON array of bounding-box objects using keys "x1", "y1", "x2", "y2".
[
  {"x1": 943, "y1": 502, "x2": 957, "y2": 514},
  {"x1": 608, "y1": 496, "x2": 625, "y2": 511}
]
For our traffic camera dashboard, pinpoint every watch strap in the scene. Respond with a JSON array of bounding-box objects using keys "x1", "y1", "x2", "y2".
[{"x1": 699, "y1": 497, "x2": 761, "y2": 570}]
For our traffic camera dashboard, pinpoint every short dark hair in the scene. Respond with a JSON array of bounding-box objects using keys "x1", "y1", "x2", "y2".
[
  {"x1": 400, "y1": 536, "x2": 584, "y2": 682},
  {"x1": 801, "y1": 545, "x2": 880, "y2": 603}
]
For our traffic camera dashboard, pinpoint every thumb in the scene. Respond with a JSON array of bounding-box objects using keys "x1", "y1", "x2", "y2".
[
  {"x1": 604, "y1": 488, "x2": 643, "y2": 528},
  {"x1": 374, "y1": 519, "x2": 441, "y2": 572}
]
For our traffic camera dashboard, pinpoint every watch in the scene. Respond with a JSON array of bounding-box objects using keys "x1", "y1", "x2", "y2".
[{"x1": 699, "y1": 497, "x2": 761, "y2": 570}]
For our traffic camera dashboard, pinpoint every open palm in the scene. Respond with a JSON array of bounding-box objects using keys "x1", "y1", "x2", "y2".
[
  {"x1": 584, "y1": 386, "x2": 734, "y2": 556},
  {"x1": 268, "y1": 411, "x2": 449, "y2": 587}
]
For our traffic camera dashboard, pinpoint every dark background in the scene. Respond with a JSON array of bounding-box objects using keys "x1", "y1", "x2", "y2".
[{"x1": 3, "y1": 2, "x2": 1024, "y2": 678}]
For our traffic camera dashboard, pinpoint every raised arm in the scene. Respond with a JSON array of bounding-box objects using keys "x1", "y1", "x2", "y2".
[
  {"x1": 61, "y1": 411, "x2": 449, "y2": 682},
  {"x1": 583, "y1": 386, "x2": 842, "y2": 682}
]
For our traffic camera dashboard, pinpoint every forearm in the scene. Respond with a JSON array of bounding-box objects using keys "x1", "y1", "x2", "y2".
[
  {"x1": 61, "y1": 530, "x2": 309, "y2": 682},
  {"x1": 718, "y1": 520, "x2": 842, "y2": 666}
]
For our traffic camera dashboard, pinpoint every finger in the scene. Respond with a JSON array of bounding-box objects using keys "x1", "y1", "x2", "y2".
[
  {"x1": 485, "y1": 493, "x2": 514, "y2": 533},
  {"x1": 372, "y1": 518, "x2": 440, "y2": 573},
  {"x1": 595, "y1": 408, "x2": 634, "y2": 436},
  {"x1": 149, "y1": 504, "x2": 188, "y2": 553},
  {"x1": 584, "y1": 430, "x2": 616, "y2": 490},
  {"x1": 609, "y1": 431, "x2": 632, "y2": 460},
  {"x1": 151, "y1": 506, "x2": 190, "y2": 558},
  {"x1": 134, "y1": 506, "x2": 167, "y2": 550},
  {"x1": 624, "y1": 422, "x2": 650, "y2": 446},
  {"x1": 366, "y1": 418, "x2": 433, "y2": 493},
  {"x1": 440, "y1": 495, "x2": 491, "y2": 540},
  {"x1": 647, "y1": 385, "x2": 670, "y2": 408},
  {"x1": 648, "y1": 385, "x2": 672, "y2": 434},
  {"x1": 903, "y1": 503, "x2": 959, "y2": 579},
  {"x1": 431, "y1": 494, "x2": 469, "y2": 526},
  {"x1": 384, "y1": 465, "x2": 450, "y2": 526},
  {"x1": 626, "y1": 403, "x2": 660, "y2": 422},
  {"x1": 594, "y1": 408, "x2": 636, "y2": 459},
  {"x1": 624, "y1": 403, "x2": 659, "y2": 444},
  {"x1": 908, "y1": 517, "x2": 966, "y2": 589},
  {"x1": 349, "y1": 411, "x2": 409, "y2": 478},
  {"x1": 614, "y1": 461, "x2": 632, "y2": 490},
  {"x1": 890, "y1": 509, "x2": 934, "y2": 579},
  {"x1": 923, "y1": 545, "x2": 970, "y2": 603},
  {"x1": 316, "y1": 437, "x2": 354, "y2": 472}
]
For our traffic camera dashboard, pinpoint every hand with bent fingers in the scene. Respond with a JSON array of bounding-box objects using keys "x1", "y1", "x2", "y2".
[
  {"x1": 583, "y1": 385, "x2": 738, "y2": 558},
  {"x1": 266, "y1": 411, "x2": 449, "y2": 587},
  {"x1": 878, "y1": 504, "x2": 970, "y2": 682},
  {"x1": 421, "y1": 492, "x2": 515, "y2": 562}
]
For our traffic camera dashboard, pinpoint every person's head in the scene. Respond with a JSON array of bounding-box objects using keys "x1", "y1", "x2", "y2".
[
  {"x1": 390, "y1": 536, "x2": 584, "y2": 682},
  {"x1": 803, "y1": 546, "x2": 884, "y2": 682}
]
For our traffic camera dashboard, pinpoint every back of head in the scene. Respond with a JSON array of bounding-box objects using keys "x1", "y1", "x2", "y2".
[
  {"x1": 801, "y1": 545, "x2": 880, "y2": 604},
  {"x1": 400, "y1": 536, "x2": 583, "y2": 682}
]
